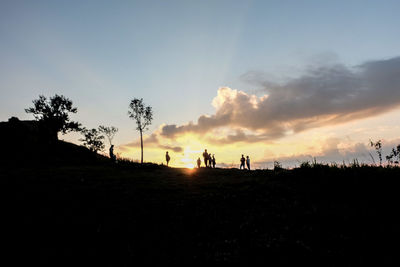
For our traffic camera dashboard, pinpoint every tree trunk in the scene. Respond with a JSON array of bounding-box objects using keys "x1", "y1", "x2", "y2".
[
  {"x1": 140, "y1": 129, "x2": 143, "y2": 164},
  {"x1": 48, "y1": 129, "x2": 58, "y2": 144}
]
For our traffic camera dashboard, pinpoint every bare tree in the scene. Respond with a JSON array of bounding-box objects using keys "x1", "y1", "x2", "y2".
[
  {"x1": 98, "y1": 125, "x2": 118, "y2": 146},
  {"x1": 370, "y1": 139, "x2": 383, "y2": 166},
  {"x1": 128, "y1": 98, "x2": 153, "y2": 164},
  {"x1": 25, "y1": 94, "x2": 81, "y2": 141}
]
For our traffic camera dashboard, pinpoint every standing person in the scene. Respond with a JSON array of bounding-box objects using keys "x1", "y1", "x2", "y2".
[
  {"x1": 165, "y1": 151, "x2": 170, "y2": 166},
  {"x1": 240, "y1": 154, "x2": 246, "y2": 169},
  {"x1": 203, "y1": 149, "x2": 209, "y2": 167},
  {"x1": 208, "y1": 153, "x2": 212, "y2": 167},
  {"x1": 246, "y1": 155, "x2": 251, "y2": 170},
  {"x1": 109, "y1": 145, "x2": 115, "y2": 162},
  {"x1": 197, "y1": 157, "x2": 201, "y2": 168},
  {"x1": 212, "y1": 154, "x2": 216, "y2": 168}
]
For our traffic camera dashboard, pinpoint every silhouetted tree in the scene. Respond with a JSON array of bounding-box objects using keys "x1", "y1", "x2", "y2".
[
  {"x1": 370, "y1": 139, "x2": 383, "y2": 166},
  {"x1": 79, "y1": 128, "x2": 105, "y2": 153},
  {"x1": 25, "y1": 94, "x2": 81, "y2": 141},
  {"x1": 274, "y1": 161, "x2": 283, "y2": 171},
  {"x1": 98, "y1": 125, "x2": 118, "y2": 146},
  {"x1": 128, "y1": 98, "x2": 153, "y2": 164},
  {"x1": 386, "y1": 144, "x2": 400, "y2": 165}
]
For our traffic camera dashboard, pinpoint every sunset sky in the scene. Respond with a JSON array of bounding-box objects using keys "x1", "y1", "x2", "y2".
[{"x1": 1, "y1": 0, "x2": 400, "y2": 168}]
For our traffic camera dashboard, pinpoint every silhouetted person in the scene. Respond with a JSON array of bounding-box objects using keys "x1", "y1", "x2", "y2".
[
  {"x1": 212, "y1": 154, "x2": 216, "y2": 168},
  {"x1": 197, "y1": 157, "x2": 201, "y2": 168},
  {"x1": 246, "y1": 155, "x2": 250, "y2": 170},
  {"x1": 203, "y1": 149, "x2": 208, "y2": 167},
  {"x1": 208, "y1": 153, "x2": 212, "y2": 167},
  {"x1": 109, "y1": 145, "x2": 115, "y2": 162},
  {"x1": 166, "y1": 151, "x2": 170, "y2": 166},
  {"x1": 240, "y1": 154, "x2": 246, "y2": 169}
]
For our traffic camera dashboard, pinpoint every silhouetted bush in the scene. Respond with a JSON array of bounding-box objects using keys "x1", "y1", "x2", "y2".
[{"x1": 80, "y1": 128, "x2": 105, "y2": 153}]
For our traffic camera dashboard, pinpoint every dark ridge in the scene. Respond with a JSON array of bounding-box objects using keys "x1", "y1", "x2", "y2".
[
  {"x1": 1, "y1": 163, "x2": 400, "y2": 265},
  {"x1": 0, "y1": 117, "x2": 106, "y2": 166},
  {"x1": 1, "y1": 117, "x2": 400, "y2": 265}
]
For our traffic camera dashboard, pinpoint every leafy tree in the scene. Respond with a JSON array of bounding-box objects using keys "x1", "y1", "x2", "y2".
[
  {"x1": 25, "y1": 94, "x2": 81, "y2": 140},
  {"x1": 98, "y1": 125, "x2": 118, "y2": 146},
  {"x1": 128, "y1": 98, "x2": 153, "y2": 164},
  {"x1": 79, "y1": 128, "x2": 105, "y2": 153}
]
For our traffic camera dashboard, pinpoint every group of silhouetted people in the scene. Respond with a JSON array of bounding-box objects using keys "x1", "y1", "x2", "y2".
[
  {"x1": 199, "y1": 149, "x2": 216, "y2": 168},
  {"x1": 165, "y1": 150, "x2": 216, "y2": 168},
  {"x1": 240, "y1": 154, "x2": 251, "y2": 170},
  {"x1": 164, "y1": 150, "x2": 251, "y2": 170},
  {"x1": 113, "y1": 147, "x2": 251, "y2": 170}
]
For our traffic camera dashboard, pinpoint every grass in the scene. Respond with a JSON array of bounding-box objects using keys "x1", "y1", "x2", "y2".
[{"x1": 1, "y1": 160, "x2": 400, "y2": 265}]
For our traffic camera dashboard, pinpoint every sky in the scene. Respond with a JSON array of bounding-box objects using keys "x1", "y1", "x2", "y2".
[{"x1": 1, "y1": 0, "x2": 400, "y2": 168}]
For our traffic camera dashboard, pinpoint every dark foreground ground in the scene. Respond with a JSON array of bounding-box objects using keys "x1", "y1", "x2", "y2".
[{"x1": 1, "y1": 162, "x2": 400, "y2": 265}]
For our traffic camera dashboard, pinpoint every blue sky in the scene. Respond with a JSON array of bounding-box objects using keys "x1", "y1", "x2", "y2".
[{"x1": 1, "y1": 0, "x2": 400, "y2": 166}]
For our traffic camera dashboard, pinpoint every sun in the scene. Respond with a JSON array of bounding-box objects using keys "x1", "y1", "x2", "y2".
[
  {"x1": 185, "y1": 163, "x2": 195, "y2": 169},
  {"x1": 181, "y1": 153, "x2": 195, "y2": 169}
]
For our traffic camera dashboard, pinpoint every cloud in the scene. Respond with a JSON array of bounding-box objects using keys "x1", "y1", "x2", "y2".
[
  {"x1": 216, "y1": 139, "x2": 372, "y2": 169},
  {"x1": 159, "y1": 144, "x2": 184, "y2": 153},
  {"x1": 159, "y1": 56, "x2": 400, "y2": 143},
  {"x1": 119, "y1": 133, "x2": 183, "y2": 153},
  {"x1": 254, "y1": 137, "x2": 400, "y2": 168},
  {"x1": 252, "y1": 139, "x2": 369, "y2": 168}
]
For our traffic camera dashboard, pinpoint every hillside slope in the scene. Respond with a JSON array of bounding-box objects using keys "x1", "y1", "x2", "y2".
[
  {"x1": 1, "y1": 162, "x2": 399, "y2": 265},
  {"x1": 0, "y1": 117, "x2": 106, "y2": 164}
]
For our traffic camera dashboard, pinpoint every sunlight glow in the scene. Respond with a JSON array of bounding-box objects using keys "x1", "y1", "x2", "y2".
[{"x1": 185, "y1": 163, "x2": 195, "y2": 169}]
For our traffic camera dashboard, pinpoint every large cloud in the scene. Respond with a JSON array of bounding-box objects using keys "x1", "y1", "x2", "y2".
[{"x1": 160, "y1": 56, "x2": 400, "y2": 142}]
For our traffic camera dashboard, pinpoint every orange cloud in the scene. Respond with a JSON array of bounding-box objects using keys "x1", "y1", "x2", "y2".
[{"x1": 159, "y1": 57, "x2": 400, "y2": 143}]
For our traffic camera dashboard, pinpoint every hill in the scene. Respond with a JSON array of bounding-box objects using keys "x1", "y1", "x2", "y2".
[
  {"x1": 1, "y1": 118, "x2": 399, "y2": 265},
  {"x1": 1, "y1": 160, "x2": 400, "y2": 265},
  {"x1": 0, "y1": 117, "x2": 106, "y2": 164}
]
